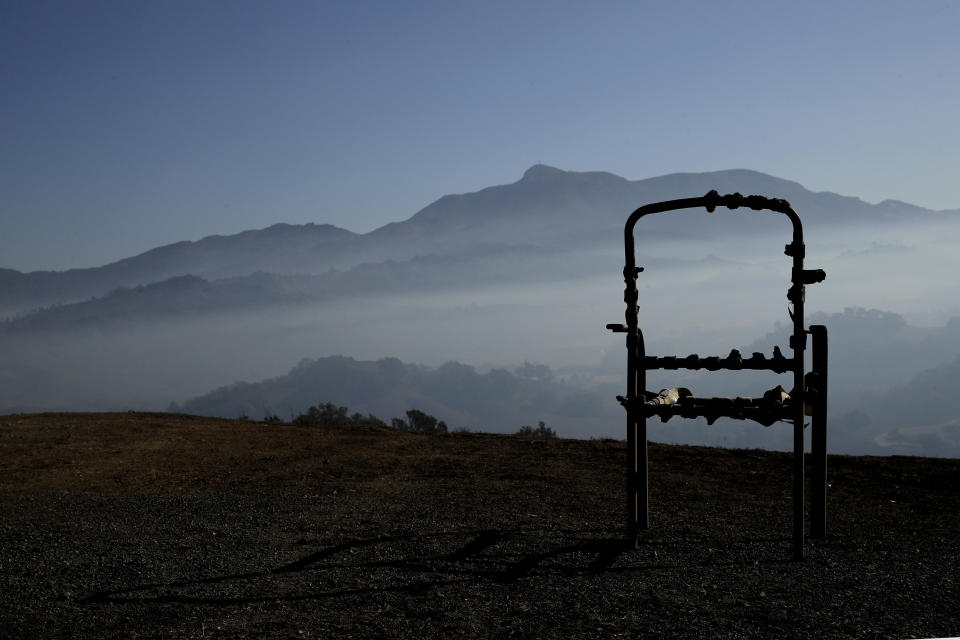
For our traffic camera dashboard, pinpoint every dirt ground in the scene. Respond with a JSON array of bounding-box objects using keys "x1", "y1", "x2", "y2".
[{"x1": 1, "y1": 412, "x2": 958, "y2": 639}]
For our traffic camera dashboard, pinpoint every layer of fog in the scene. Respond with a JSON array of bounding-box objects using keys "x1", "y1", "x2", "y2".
[{"x1": 3, "y1": 216, "x2": 960, "y2": 455}]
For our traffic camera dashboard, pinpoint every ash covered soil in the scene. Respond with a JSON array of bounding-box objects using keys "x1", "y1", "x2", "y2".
[{"x1": 1, "y1": 413, "x2": 958, "y2": 639}]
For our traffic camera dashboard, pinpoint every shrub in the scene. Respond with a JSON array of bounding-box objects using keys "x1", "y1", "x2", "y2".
[
  {"x1": 293, "y1": 402, "x2": 384, "y2": 427},
  {"x1": 516, "y1": 421, "x2": 557, "y2": 439},
  {"x1": 392, "y1": 409, "x2": 447, "y2": 434}
]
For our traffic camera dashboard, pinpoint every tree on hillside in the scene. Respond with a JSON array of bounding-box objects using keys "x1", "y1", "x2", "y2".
[
  {"x1": 515, "y1": 361, "x2": 554, "y2": 382},
  {"x1": 293, "y1": 402, "x2": 384, "y2": 427},
  {"x1": 392, "y1": 409, "x2": 447, "y2": 433},
  {"x1": 516, "y1": 421, "x2": 557, "y2": 438}
]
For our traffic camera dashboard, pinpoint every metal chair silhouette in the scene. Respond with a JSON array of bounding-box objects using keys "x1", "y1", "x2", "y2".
[{"x1": 606, "y1": 191, "x2": 828, "y2": 560}]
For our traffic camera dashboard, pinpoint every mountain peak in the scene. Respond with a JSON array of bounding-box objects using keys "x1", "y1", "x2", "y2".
[{"x1": 521, "y1": 164, "x2": 567, "y2": 181}]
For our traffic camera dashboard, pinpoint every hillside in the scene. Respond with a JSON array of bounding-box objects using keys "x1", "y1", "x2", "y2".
[
  {"x1": 176, "y1": 356, "x2": 617, "y2": 438},
  {"x1": 2, "y1": 413, "x2": 957, "y2": 638}
]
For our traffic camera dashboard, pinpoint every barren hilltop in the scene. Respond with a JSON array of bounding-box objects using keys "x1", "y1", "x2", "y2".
[{"x1": 2, "y1": 412, "x2": 958, "y2": 638}]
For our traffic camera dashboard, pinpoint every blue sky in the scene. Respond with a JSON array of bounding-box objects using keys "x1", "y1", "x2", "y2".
[{"x1": 2, "y1": 0, "x2": 958, "y2": 271}]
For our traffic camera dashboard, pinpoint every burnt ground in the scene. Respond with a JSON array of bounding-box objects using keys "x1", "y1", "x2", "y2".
[{"x1": 1, "y1": 412, "x2": 958, "y2": 639}]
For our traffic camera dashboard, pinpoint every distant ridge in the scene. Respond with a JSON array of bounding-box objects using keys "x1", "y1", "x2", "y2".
[{"x1": 1, "y1": 165, "x2": 949, "y2": 317}]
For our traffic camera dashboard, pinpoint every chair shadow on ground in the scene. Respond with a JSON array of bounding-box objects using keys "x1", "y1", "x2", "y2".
[{"x1": 79, "y1": 528, "x2": 787, "y2": 606}]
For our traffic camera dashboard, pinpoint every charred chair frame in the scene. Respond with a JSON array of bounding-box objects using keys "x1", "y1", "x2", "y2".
[{"x1": 606, "y1": 191, "x2": 828, "y2": 560}]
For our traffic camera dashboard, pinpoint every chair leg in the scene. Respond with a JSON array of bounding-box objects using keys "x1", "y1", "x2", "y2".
[{"x1": 810, "y1": 325, "x2": 828, "y2": 539}]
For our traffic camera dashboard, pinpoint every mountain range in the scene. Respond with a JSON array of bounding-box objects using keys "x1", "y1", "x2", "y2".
[
  {"x1": 3, "y1": 165, "x2": 960, "y2": 457},
  {"x1": 3, "y1": 165, "x2": 954, "y2": 322}
]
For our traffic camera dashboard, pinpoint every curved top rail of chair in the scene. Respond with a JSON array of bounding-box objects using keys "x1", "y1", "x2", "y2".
[{"x1": 623, "y1": 190, "x2": 803, "y2": 273}]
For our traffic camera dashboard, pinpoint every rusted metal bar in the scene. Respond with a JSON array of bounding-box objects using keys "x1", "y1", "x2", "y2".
[
  {"x1": 625, "y1": 326, "x2": 647, "y2": 547},
  {"x1": 810, "y1": 324, "x2": 829, "y2": 538},
  {"x1": 640, "y1": 348, "x2": 794, "y2": 373},
  {"x1": 620, "y1": 392, "x2": 794, "y2": 426}
]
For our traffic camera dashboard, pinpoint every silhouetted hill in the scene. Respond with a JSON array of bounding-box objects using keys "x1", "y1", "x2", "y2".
[
  {"x1": 853, "y1": 351, "x2": 960, "y2": 456},
  {"x1": 177, "y1": 356, "x2": 616, "y2": 436},
  {"x1": 0, "y1": 244, "x2": 576, "y2": 332},
  {"x1": 0, "y1": 223, "x2": 358, "y2": 317}
]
